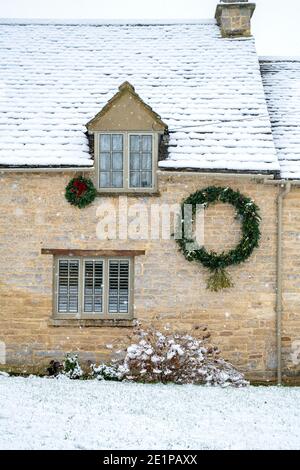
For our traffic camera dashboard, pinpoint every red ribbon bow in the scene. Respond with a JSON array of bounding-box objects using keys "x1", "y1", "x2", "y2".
[{"x1": 72, "y1": 179, "x2": 88, "y2": 197}]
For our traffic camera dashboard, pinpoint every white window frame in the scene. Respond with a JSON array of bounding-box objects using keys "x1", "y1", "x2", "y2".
[
  {"x1": 95, "y1": 131, "x2": 159, "y2": 193},
  {"x1": 53, "y1": 256, "x2": 134, "y2": 320}
]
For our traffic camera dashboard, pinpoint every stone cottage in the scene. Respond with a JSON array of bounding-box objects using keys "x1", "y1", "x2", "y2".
[{"x1": 0, "y1": 1, "x2": 300, "y2": 383}]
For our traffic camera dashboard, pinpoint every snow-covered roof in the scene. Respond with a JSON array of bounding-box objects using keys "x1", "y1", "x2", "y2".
[
  {"x1": 260, "y1": 58, "x2": 300, "y2": 180},
  {"x1": 0, "y1": 20, "x2": 279, "y2": 173}
]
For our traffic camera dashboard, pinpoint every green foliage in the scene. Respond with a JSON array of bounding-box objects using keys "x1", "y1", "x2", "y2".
[
  {"x1": 65, "y1": 175, "x2": 97, "y2": 208},
  {"x1": 206, "y1": 268, "x2": 234, "y2": 292},
  {"x1": 62, "y1": 353, "x2": 83, "y2": 379},
  {"x1": 90, "y1": 364, "x2": 121, "y2": 381},
  {"x1": 177, "y1": 186, "x2": 261, "y2": 291}
]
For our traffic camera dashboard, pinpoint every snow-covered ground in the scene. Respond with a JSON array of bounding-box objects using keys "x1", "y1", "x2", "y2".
[{"x1": 0, "y1": 375, "x2": 300, "y2": 450}]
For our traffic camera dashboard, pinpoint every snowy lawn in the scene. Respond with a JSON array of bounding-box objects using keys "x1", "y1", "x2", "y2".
[{"x1": 0, "y1": 375, "x2": 300, "y2": 450}]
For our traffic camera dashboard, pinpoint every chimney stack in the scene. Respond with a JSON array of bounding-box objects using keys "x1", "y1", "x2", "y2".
[{"x1": 215, "y1": 1, "x2": 256, "y2": 38}]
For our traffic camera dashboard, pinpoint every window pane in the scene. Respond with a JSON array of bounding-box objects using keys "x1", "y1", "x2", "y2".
[
  {"x1": 99, "y1": 134, "x2": 124, "y2": 189},
  {"x1": 109, "y1": 260, "x2": 129, "y2": 314},
  {"x1": 100, "y1": 134, "x2": 111, "y2": 152},
  {"x1": 84, "y1": 260, "x2": 103, "y2": 313},
  {"x1": 112, "y1": 152, "x2": 123, "y2": 170},
  {"x1": 84, "y1": 297, "x2": 93, "y2": 312},
  {"x1": 141, "y1": 153, "x2": 152, "y2": 170},
  {"x1": 130, "y1": 153, "x2": 140, "y2": 170},
  {"x1": 58, "y1": 260, "x2": 79, "y2": 314},
  {"x1": 141, "y1": 171, "x2": 152, "y2": 188},
  {"x1": 130, "y1": 135, "x2": 140, "y2": 152},
  {"x1": 119, "y1": 261, "x2": 129, "y2": 313},
  {"x1": 69, "y1": 296, "x2": 78, "y2": 313},
  {"x1": 109, "y1": 261, "x2": 119, "y2": 313},
  {"x1": 129, "y1": 135, "x2": 153, "y2": 189},
  {"x1": 112, "y1": 172, "x2": 123, "y2": 188},
  {"x1": 142, "y1": 135, "x2": 152, "y2": 152},
  {"x1": 94, "y1": 261, "x2": 103, "y2": 313},
  {"x1": 112, "y1": 134, "x2": 123, "y2": 151},
  {"x1": 130, "y1": 171, "x2": 140, "y2": 188},
  {"x1": 99, "y1": 153, "x2": 111, "y2": 171},
  {"x1": 100, "y1": 172, "x2": 110, "y2": 188}
]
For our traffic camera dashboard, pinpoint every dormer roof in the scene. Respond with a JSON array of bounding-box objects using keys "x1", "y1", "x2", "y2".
[{"x1": 86, "y1": 81, "x2": 167, "y2": 133}]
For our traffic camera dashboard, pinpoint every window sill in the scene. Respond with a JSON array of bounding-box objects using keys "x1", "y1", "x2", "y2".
[
  {"x1": 96, "y1": 191, "x2": 160, "y2": 197},
  {"x1": 49, "y1": 318, "x2": 135, "y2": 328}
]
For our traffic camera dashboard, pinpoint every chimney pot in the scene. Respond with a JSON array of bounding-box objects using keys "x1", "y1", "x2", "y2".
[{"x1": 215, "y1": 1, "x2": 256, "y2": 38}]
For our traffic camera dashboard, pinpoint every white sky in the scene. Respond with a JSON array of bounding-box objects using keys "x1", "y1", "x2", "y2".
[{"x1": 0, "y1": 0, "x2": 299, "y2": 56}]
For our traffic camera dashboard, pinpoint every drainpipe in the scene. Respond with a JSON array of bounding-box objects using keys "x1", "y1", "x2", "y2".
[{"x1": 276, "y1": 181, "x2": 291, "y2": 385}]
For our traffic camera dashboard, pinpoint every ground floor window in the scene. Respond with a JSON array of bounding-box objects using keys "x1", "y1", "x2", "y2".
[{"x1": 54, "y1": 256, "x2": 133, "y2": 320}]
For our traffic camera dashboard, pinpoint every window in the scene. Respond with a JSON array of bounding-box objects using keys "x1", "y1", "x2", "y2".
[
  {"x1": 99, "y1": 134, "x2": 124, "y2": 188},
  {"x1": 57, "y1": 259, "x2": 79, "y2": 314},
  {"x1": 83, "y1": 260, "x2": 103, "y2": 313},
  {"x1": 129, "y1": 135, "x2": 152, "y2": 188},
  {"x1": 108, "y1": 259, "x2": 130, "y2": 314},
  {"x1": 54, "y1": 257, "x2": 133, "y2": 319},
  {"x1": 97, "y1": 132, "x2": 158, "y2": 192}
]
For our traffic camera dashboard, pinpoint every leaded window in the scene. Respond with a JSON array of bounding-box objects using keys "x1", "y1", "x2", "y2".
[{"x1": 97, "y1": 133, "x2": 157, "y2": 192}]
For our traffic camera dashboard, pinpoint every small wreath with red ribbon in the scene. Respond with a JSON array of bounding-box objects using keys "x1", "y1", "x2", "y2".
[{"x1": 65, "y1": 175, "x2": 97, "y2": 208}]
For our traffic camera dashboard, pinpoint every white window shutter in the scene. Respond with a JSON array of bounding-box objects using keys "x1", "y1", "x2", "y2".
[
  {"x1": 108, "y1": 260, "x2": 129, "y2": 314},
  {"x1": 83, "y1": 260, "x2": 103, "y2": 313},
  {"x1": 58, "y1": 259, "x2": 79, "y2": 313}
]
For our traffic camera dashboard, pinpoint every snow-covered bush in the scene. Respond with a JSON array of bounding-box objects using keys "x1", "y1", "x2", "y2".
[
  {"x1": 90, "y1": 363, "x2": 121, "y2": 381},
  {"x1": 62, "y1": 353, "x2": 83, "y2": 379},
  {"x1": 111, "y1": 323, "x2": 248, "y2": 387}
]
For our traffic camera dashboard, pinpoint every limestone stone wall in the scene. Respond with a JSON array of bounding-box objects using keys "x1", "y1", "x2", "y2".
[{"x1": 0, "y1": 170, "x2": 299, "y2": 382}]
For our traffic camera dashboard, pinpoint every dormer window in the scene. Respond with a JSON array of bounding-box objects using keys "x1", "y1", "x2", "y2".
[
  {"x1": 86, "y1": 82, "x2": 167, "y2": 193},
  {"x1": 98, "y1": 132, "x2": 157, "y2": 191}
]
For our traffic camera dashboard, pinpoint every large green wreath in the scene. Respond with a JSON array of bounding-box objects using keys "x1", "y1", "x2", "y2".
[
  {"x1": 65, "y1": 175, "x2": 97, "y2": 208},
  {"x1": 177, "y1": 186, "x2": 261, "y2": 292}
]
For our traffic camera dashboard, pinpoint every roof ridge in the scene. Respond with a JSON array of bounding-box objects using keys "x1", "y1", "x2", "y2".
[{"x1": 0, "y1": 18, "x2": 216, "y2": 26}]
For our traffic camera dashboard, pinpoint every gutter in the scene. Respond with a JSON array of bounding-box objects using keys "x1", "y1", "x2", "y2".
[
  {"x1": 275, "y1": 181, "x2": 291, "y2": 385},
  {"x1": 264, "y1": 179, "x2": 298, "y2": 385},
  {"x1": 0, "y1": 167, "x2": 94, "y2": 173},
  {"x1": 158, "y1": 170, "x2": 274, "y2": 180}
]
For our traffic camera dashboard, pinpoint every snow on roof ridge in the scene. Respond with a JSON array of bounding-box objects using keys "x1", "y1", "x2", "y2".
[{"x1": 0, "y1": 18, "x2": 216, "y2": 26}]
